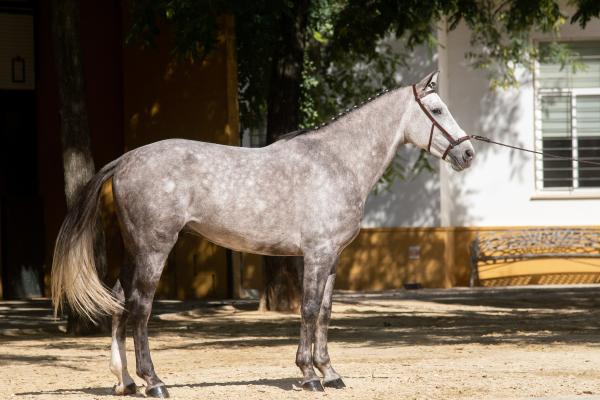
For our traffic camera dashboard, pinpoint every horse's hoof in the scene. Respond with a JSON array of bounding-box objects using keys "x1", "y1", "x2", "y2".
[
  {"x1": 302, "y1": 380, "x2": 324, "y2": 392},
  {"x1": 324, "y1": 378, "x2": 346, "y2": 389},
  {"x1": 113, "y1": 382, "x2": 137, "y2": 396},
  {"x1": 145, "y1": 384, "x2": 170, "y2": 398}
]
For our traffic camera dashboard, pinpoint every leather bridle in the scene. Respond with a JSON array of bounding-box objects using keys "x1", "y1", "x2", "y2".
[{"x1": 412, "y1": 84, "x2": 471, "y2": 160}]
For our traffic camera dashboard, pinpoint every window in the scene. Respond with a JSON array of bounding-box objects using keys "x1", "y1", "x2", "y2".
[{"x1": 535, "y1": 41, "x2": 600, "y2": 190}]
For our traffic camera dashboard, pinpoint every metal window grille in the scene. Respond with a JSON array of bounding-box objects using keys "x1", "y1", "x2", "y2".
[{"x1": 535, "y1": 41, "x2": 600, "y2": 190}]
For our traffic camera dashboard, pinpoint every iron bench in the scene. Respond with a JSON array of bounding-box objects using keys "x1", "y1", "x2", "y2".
[{"x1": 469, "y1": 228, "x2": 600, "y2": 287}]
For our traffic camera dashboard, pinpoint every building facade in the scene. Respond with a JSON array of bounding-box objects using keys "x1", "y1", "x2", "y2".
[{"x1": 335, "y1": 14, "x2": 600, "y2": 290}]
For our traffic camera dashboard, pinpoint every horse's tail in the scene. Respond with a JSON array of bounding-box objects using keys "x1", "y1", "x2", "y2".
[{"x1": 51, "y1": 156, "x2": 124, "y2": 322}]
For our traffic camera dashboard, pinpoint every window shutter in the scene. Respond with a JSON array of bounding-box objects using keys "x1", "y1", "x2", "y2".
[
  {"x1": 541, "y1": 95, "x2": 571, "y2": 138},
  {"x1": 577, "y1": 95, "x2": 600, "y2": 137}
]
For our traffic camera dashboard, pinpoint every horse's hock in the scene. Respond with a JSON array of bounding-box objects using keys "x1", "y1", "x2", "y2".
[{"x1": 470, "y1": 228, "x2": 600, "y2": 287}]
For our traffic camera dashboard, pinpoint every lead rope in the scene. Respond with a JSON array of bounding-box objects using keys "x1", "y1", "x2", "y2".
[{"x1": 470, "y1": 135, "x2": 600, "y2": 167}]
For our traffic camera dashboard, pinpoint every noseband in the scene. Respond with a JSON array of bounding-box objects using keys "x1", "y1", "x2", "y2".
[{"x1": 412, "y1": 84, "x2": 470, "y2": 160}]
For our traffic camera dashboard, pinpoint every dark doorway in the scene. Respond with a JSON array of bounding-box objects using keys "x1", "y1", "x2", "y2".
[{"x1": 0, "y1": 89, "x2": 44, "y2": 299}]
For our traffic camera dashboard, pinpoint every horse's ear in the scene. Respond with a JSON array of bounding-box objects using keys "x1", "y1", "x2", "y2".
[{"x1": 416, "y1": 71, "x2": 440, "y2": 93}]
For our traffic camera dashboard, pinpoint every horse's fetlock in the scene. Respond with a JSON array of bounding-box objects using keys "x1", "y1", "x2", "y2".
[
  {"x1": 296, "y1": 353, "x2": 312, "y2": 369},
  {"x1": 136, "y1": 366, "x2": 153, "y2": 381},
  {"x1": 110, "y1": 364, "x2": 119, "y2": 376},
  {"x1": 313, "y1": 354, "x2": 330, "y2": 369}
]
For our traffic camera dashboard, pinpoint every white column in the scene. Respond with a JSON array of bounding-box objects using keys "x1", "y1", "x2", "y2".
[{"x1": 437, "y1": 18, "x2": 453, "y2": 227}]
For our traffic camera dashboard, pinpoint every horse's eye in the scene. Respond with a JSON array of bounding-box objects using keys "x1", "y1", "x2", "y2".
[{"x1": 432, "y1": 108, "x2": 442, "y2": 115}]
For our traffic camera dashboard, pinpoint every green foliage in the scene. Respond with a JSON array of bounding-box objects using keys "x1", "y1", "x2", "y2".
[
  {"x1": 125, "y1": 0, "x2": 225, "y2": 60},
  {"x1": 299, "y1": 1, "x2": 437, "y2": 191},
  {"x1": 125, "y1": 0, "x2": 600, "y2": 191},
  {"x1": 329, "y1": 0, "x2": 596, "y2": 89},
  {"x1": 570, "y1": 0, "x2": 600, "y2": 28}
]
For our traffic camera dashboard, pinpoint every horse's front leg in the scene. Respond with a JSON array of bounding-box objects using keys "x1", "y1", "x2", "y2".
[
  {"x1": 313, "y1": 271, "x2": 345, "y2": 388},
  {"x1": 296, "y1": 252, "x2": 337, "y2": 391}
]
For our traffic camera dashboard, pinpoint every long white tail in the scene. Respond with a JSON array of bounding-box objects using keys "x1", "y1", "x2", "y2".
[{"x1": 51, "y1": 158, "x2": 123, "y2": 321}]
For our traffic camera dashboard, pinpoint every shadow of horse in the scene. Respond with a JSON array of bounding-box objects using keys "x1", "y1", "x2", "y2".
[{"x1": 15, "y1": 377, "x2": 299, "y2": 397}]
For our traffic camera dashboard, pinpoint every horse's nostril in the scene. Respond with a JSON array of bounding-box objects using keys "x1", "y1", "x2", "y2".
[{"x1": 464, "y1": 149, "x2": 474, "y2": 161}]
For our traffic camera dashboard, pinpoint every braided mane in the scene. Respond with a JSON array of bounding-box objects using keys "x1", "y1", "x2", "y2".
[{"x1": 277, "y1": 87, "x2": 392, "y2": 141}]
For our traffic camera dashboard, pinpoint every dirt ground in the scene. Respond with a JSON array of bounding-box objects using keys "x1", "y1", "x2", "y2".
[{"x1": 3, "y1": 285, "x2": 600, "y2": 399}]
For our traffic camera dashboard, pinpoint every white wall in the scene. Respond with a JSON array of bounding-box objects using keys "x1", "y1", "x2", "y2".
[
  {"x1": 362, "y1": 45, "x2": 441, "y2": 228},
  {"x1": 444, "y1": 18, "x2": 600, "y2": 227},
  {"x1": 362, "y1": 147, "x2": 441, "y2": 228}
]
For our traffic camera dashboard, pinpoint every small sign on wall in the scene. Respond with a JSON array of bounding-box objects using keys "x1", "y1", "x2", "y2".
[
  {"x1": 408, "y1": 245, "x2": 421, "y2": 260},
  {"x1": 12, "y1": 56, "x2": 25, "y2": 83},
  {"x1": 0, "y1": 14, "x2": 35, "y2": 90}
]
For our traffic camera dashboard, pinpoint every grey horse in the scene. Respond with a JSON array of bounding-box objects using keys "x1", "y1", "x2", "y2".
[{"x1": 52, "y1": 71, "x2": 474, "y2": 398}]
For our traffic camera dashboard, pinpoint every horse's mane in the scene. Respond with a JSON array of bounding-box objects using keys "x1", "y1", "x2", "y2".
[
  {"x1": 276, "y1": 87, "x2": 393, "y2": 141},
  {"x1": 277, "y1": 129, "x2": 311, "y2": 141}
]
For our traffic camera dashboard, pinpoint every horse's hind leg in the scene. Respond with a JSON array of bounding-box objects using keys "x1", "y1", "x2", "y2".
[
  {"x1": 109, "y1": 279, "x2": 137, "y2": 395},
  {"x1": 313, "y1": 272, "x2": 345, "y2": 388},
  {"x1": 127, "y1": 248, "x2": 172, "y2": 398}
]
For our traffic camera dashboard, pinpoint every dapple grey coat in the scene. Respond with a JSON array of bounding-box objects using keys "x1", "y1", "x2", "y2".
[{"x1": 52, "y1": 71, "x2": 474, "y2": 397}]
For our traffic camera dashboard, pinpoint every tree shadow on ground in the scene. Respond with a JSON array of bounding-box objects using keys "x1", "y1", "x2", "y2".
[
  {"x1": 4, "y1": 286, "x2": 600, "y2": 397},
  {"x1": 2, "y1": 285, "x2": 600, "y2": 350}
]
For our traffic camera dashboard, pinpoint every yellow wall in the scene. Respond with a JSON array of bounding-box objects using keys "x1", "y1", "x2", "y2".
[
  {"x1": 123, "y1": 17, "x2": 238, "y2": 150},
  {"x1": 241, "y1": 253, "x2": 264, "y2": 292},
  {"x1": 330, "y1": 226, "x2": 600, "y2": 291},
  {"x1": 121, "y1": 15, "x2": 239, "y2": 299},
  {"x1": 338, "y1": 228, "x2": 452, "y2": 290}
]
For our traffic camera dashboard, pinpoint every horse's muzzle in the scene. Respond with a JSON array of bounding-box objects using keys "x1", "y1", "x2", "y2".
[{"x1": 447, "y1": 143, "x2": 475, "y2": 171}]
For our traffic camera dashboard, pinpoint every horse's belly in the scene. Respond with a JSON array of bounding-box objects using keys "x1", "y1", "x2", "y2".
[{"x1": 184, "y1": 221, "x2": 301, "y2": 256}]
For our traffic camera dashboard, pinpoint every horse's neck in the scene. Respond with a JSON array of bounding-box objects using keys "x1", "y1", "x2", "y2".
[{"x1": 311, "y1": 87, "x2": 410, "y2": 199}]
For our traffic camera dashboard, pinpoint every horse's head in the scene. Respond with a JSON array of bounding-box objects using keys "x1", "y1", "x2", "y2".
[{"x1": 405, "y1": 71, "x2": 474, "y2": 171}]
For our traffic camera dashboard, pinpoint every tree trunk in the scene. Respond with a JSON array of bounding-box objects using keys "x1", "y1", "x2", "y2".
[
  {"x1": 51, "y1": 0, "x2": 109, "y2": 335},
  {"x1": 259, "y1": 0, "x2": 310, "y2": 313}
]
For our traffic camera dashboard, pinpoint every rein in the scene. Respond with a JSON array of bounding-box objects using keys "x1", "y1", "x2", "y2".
[
  {"x1": 469, "y1": 135, "x2": 600, "y2": 167},
  {"x1": 412, "y1": 83, "x2": 600, "y2": 167}
]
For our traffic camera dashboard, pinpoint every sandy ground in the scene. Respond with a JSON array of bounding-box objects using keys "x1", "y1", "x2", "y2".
[{"x1": 3, "y1": 286, "x2": 600, "y2": 400}]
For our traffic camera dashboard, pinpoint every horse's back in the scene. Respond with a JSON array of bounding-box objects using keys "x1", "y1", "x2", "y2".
[{"x1": 110, "y1": 138, "x2": 303, "y2": 255}]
